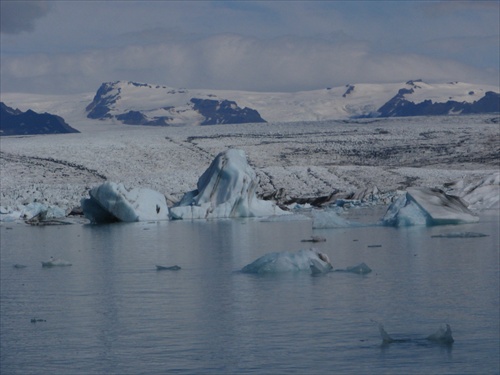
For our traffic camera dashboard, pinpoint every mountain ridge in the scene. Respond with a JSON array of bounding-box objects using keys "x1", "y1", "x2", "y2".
[{"x1": 85, "y1": 80, "x2": 499, "y2": 126}]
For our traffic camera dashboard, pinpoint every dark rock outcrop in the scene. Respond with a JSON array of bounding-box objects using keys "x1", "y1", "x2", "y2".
[
  {"x1": 0, "y1": 102, "x2": 79, "y2": 136},
  {"x1": 377, "y1": 90, "x2": 499, "y2": 117},
  {"x1": 190, "y1": 98, "x2": 266, "y2": 125}
]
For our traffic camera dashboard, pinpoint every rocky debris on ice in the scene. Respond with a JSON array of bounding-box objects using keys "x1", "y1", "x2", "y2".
[
  {"x1": 241, "y1": 248, "x2": 333, "y2": 274},
  {"x1": 382, "y1": 187, "x2": 479, "y2": 226},
  {"x1": 169, "y1": 149, "x2": 288, "y2": 220},
  {"x1": 81, "y1": 182, "x2": 169, "y2": 223}
]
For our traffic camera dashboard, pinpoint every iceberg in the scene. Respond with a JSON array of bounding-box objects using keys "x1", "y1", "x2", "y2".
[
  {"x1": 241, "y1": 248, "x2": 332, "y2": 274},
  {"x1": 382, "y1": 187, "x2": 478, "y2": 226},
  {"x1": 459, "y1": 172, "x2": 500, "y2": 211},
  {"x1": 81, "y1": 182, "x2": 169, "y2": 223},
  {"x1": 169, "y1": 149, "x2": 288, "y2": 219}
]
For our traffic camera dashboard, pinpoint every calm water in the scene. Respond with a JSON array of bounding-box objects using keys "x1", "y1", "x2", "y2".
[{"x1": 1, "y1": 209, "x2": 499, "y2": 375}]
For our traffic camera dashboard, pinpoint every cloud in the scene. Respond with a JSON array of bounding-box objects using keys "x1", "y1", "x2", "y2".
[
  {"x1": 0, "y1": 1, "x2": 51, "y2": 34},
  {"x1": 1, "y1": 33, "x2": 497, "y2": 95}
]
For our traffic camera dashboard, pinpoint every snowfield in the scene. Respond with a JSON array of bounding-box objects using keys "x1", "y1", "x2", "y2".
[{"x1": 1, "y1": 109, "x2": 498, "y2": 218}]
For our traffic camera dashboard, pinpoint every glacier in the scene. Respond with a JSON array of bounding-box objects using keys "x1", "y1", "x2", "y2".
[
  {"x1": 382, "y1": 187, "x2": 479, "y2": 226},
  {"x1": 241, "y1": 248, "x2": 333, "y2": 274},
  {"x1": 169, "y1": 149, "x2": 288, "y2": 220},
  {"x1": 81, "y1": 182, "x2": 169, "y2": 223}
]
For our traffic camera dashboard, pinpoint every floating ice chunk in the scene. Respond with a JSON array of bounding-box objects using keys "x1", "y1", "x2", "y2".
[
  {"x1": 426, "y1": 324, "x2": 455, "y2": 344},
  {"x1": 431, "y1": 231, "x2": 488, "y2": 238},
  {"x1": 156, "y1": 265, "x2": 181, "y2": 271},
  {"x1": 301, "y1": 235, "x2": 326, "y2": 243},
  {"x1": 378, "y1": 323, "x2": 454, "y2": 345},
  {"x1": 311, "y1": 209, "x2": 358, "y2": 229},
  {"x1": 41, "y1": 257, "x2": 72, "y2": 267},
  {"x1": 334, "y1": 262, "x2": 372, "y2": 274},
  {"x1": 170, "y1": 149, "x2": 288, "y2": 220},
  {"x1": 0, "y1": 202, "x2": 66, "y2": 222},
  {"x1": 241, "y1": 248, "x2": 332, "y2": 274},
  {"x1": 382, "y1": 187, "x2": 478, "y2": 226},
  {"x1": 81, "y1": 182, "x2": 169, "y2": 223}
]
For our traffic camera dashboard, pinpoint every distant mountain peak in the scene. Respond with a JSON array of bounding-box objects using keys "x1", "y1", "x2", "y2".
[{"x1": 84, "y1": 80, "x2": 499, "y2": 126}]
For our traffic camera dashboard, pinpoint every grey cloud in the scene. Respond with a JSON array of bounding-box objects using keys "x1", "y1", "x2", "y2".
[
  {"x1": 1, "y1": 1, "x2": 51, "y2": 34},
  {"x1": 1, "y1": 33, "x2": 497, "y2": 94}
]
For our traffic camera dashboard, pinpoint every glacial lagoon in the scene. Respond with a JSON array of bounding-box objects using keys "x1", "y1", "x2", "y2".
[{"x1": 1, "y1": 208, "x2": 499, "y2": 374}]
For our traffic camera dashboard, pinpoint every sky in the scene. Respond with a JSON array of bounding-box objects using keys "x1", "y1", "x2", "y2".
[{"x1": 1, "y1": 0, "x2": 499, "y2": 95}]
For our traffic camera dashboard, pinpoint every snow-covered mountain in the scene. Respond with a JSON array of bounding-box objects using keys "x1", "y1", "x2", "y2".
[
  {"x1": 1, "y1": 80, "x2": 498, "y2": 132},
  {"x1": 86, "y1": 81, "x2": 266, "y2": 126},
  {"x1": 85, "y1": 80, "x2": 499, "y2": 126}
]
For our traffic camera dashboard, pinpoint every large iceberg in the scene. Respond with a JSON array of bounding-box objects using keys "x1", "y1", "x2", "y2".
[
  {"x1": 81, "y1": 182, "x2": 169, "y2": 223},
  {"x1": 457, "y1": 172, "x2": 499, "y2": 211},
  {"x1": 382, "y1": 187, "x2": 478, "y2": 226},
  {"x1": 169, "y1": 149, "x2": 288, "y2": 219},
  {"x1": 241, "y1": 248, "x2": 333, "y2": 274}
]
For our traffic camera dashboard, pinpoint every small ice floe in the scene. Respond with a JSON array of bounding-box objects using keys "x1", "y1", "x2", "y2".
[
  {"x1": 41, "y1": 257, "x2": 72, "y2": 267},
  {"x1": 156, "y1": 265, "x2": 181, "y2": 271},
  {"x1": 241, "y1": 248, "x2": 332, "y2": 274},
  {"x1": 378, "y1": 323, "x2": 454, "y2": 345},
  {"x1": 334, "y1": 262, "x2": 372, "y2": 275},
  {"x1": 301, "y1": 235, "x2": 326, "y2": 243},
  {"x1": 431, "y1": 231, "x2": 489, "y2": 238},
  {"x1": 382, "y1": 187, "x2": 478, "y2": 226}
]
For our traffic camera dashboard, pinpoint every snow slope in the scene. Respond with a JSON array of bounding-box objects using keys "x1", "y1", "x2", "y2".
[{"x1": 2, "y1": 80, "x2": 497, "y2": 127}]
